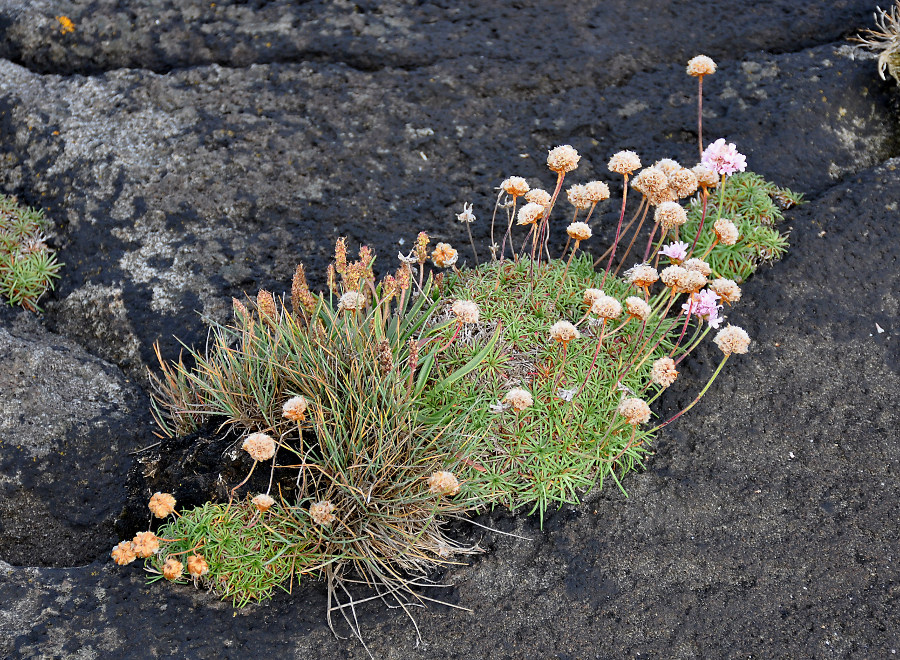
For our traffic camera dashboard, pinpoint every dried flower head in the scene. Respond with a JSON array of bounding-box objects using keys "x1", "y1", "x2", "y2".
[
  {"x1": 452, "y1": 300, "x2": 480, "y2": 324},
  {"x1": 702, "y1": 139, "x2": 747, "y2": 177},
  {"x1": 517, "y1": 202, "x2": 545, "y2": 226},
  {"x1": 432, "y1": 242, "x2": 459, "y2": 268},
  {"x1": 111, "y1": 540, "x2": 136, "y2": 565},
  {"x1": 618, "y1": 397, "x2": 652, "y2": 425},
  {"x1": 525, "y1": 188, "x2": 552, "y2": 207},
  {"x1": 427, "y1": 470, "x2": 461, "y2": 496},
  {"x1": 651, "y1": 356, "x2": 679, "y2": 387},
  {"x1": 148, "y1": 492, "x2": 177, "y2": 519},
  {"x1": 677, "y1": 269, "x2": 708, "y2": 293},
  {"x1": 550, "y1": 320, "x2": 580, "y2": 344},
  {"x1": 232, "y1": 297, "x2": 249, "y2": 321},
  {"x1": 334, "y1": 237, "x2": 348, "y2": 275},
  {"x1": 252, "y1": 493, "x2": 276, "y2": 512},
  {"x1": 583, "y1": 288, "x2": 605, "y2": 307},
  {"x1": 504, "y1": 387, "x2": 534, "y2": 412},
  {"x1": 566, "y1": 184, "x2": 592, "y2": 210},
  {"x1": 242, "y1": 432, "x2": 276, "y2": 462},
  {"x1": 714, "y1": 217, "x2": 740, "y2": 245},
  {"x1": 309, "y1": 500, "x2": 336, "y2": 526},
  {"x1": 591, "y1": 295, "x2": 623, "y2": 319},
  {"x1": 625, "y1": 296, "x2": 652, "y2": 322},
  {"x1": 641, "y1": 167, "x2": 670, "y2": 195},
  {"x1": 608, "y1": 150, "x2": 642, "y2": 175},
  {"x1": 686, "y1": 54, "x2": 717, "y2": 77},
  {"x1": 854, "y1": 2, "x2": 900, "y2": 81},
  {"x1": 456, "y1": 202, "x2": 476, "y2": 224},
  {"x1": 660, "y1": 265, "x2": 688, "y2": 288},
  {"x1": 187, "y1": 554, "x2": 209, "y2": 578},
  {"x1": 626, "y1": 265, "x2": 659, "y2": 288},
  {"x1": 692, "y1": 164, "x2": 719, "y2": 188},
  {"x1": 415, "y1": 231, "x2": 430, "y2": 264},
  {"x1": 282, "y1": 395, "x2": 308, "y2": 422},
  {"x1": 655, "y1": 159, "x2": 682, "y2": 179},
  {"x1": 655, "y1": 202, "x2": 688, "y2": 231},
  {"x1": 338, "y1": 291, "x2": 366, "y2": 312},
  {"x1": 566, "y1": 221, "x2": 592, "y2": 241},
  {"x1": 670, "y1": 168, "x2": 699, "y2": 198},
  {"x1": 683, "y1": 258, "x2": 712, "y2": 276},
  {"x1": 547, "y1": 145, "x2": 581, "y2": 173},
  {"x1": 131, "y1": 531, "x2": 160, "y2": 558},
  {"x1": 714, "y1": 324, "x2": 751, "y2": 355},
  {"x1": 162, "y1": 558, "x2": 183, "y2": 581},
  {"x1": 584, "y1": 180, "x2": 611, "y2": 203},
  {"x1": 709, "y1": 278, "x2": 742, "y2": 304},
  {"x1": 501, "y1": 176, "x2": 530, "y2": 197},
  {"x1": 256, "y1": 289, "x2": 278, "y2": 322}
]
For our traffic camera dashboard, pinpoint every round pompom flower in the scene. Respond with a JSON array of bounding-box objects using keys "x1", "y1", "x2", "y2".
[
  {"x1": 504, "y1": 388, "x2": 533, "y2": 412},
  {"x1": 517, "y1": 202, "x2": 545, "y2": 226},
  {"x1": 162, "y1": 558, "x2": 183, "y2": 581},
  {"x1": 618, "y1": 398, "x2": 652, "y2": 425},
  {"x1": 608, "y1": 150, "x2": 642, "y2": 175},
  {"x1": 525, "y1": 188, "x2": 551, "y2": 207},
  {"x1": 651, "y1": 356, "x2": 679, "y2": 387},
  {"x1": 148, "y1": 492, "x2": 176, "y2": 519},
  {"x1": 692, "y1": 164, "x2": 719, "y2": 188},
  {"x1": 132, "y1": 531, "x2": 159, "y2": 558},
  {"x1": 670, "y1": 168, "x2": 699, "y2": 198},
  {"x1": 686, "y1": 55, "x2": 717, "y2": 77},
  {"x1": 583, "y1": 288, "x2": 605, "y2": 307},
  {"x1": 111, "y1": 541, "x2": 136, "y2": 565},
  {"x1": 550, "y1": 320, "x2": 580, "y2": 344},
  {"x1": 427, "y1": 471, "x2": 461, "y2": 496},
  {"x1": 676, "y1": 270, "x2": 708, "y2": 294},
  {"x1": 683, "y1": 258, "x2": 712, "y2": 276},
  {"x1": 584, "y1": 180, "x2": 611, "y2": 202},
  {"x1": 431, "y1": 243, "x2": 459, "y2": 268},
  {"x1": 640, "y1": 167, "x2": 669, "y2": 195},
  {"x1": 451, "y1": 300, "x2": 480, "y2": 324},
  {"x1": 710, "y1": 278, "x2": 742, "y2": 304},
  {"x1": 187, "y1": 554, "x2": 209, "y2": 578},
  {"x1": 591, "y1": 295, "x2": 622, "y2": 320},
  {"x1": 714, "y1": 218, "x2": 740, "y2": 246},
  {"x1": 702, "y1": 139, "x2": 747, "y2": 177},
  {"x1": 252, "y1": 493, "x2": 276, "y2": 512},
  {"x1": 655, "y1": 202, "x2": 688, "y2": 231},
  {"x1": 625, "y1": 296, "x2": 652, "y2": 322},
  {"x1": 626, "y1": 265, "x2": 659, "y2": 288},
  {"x1": 547, "y1": 145, "x2": 581, "y2": 173},
  {"x1": 283, "y1": 395, "x2": 309, "y2": 422},
  {"x1": 309, "y1": 500, "x2": 336, "y2": 526},
  {"x1": 338, "y1": 291, "x2": 366, "y2": 311},
  {"x1": 566, "y1": 184, "x2": 592, "y2": 210},
  {"x1": 714, "y1": 324, "x2": 751, "y2": 355},
  {"x1": 660, "y1": 265, "x2": 687, "y2": 288},
  {"x1": 501, "y1": 176, "x2": 530, "y2": 197},
  {"x1": 242, "y1": 432, "x2": 276, "y2": 462},
  {"x1": 566, "y1": 222, "x2": 592, "y2": 241}
]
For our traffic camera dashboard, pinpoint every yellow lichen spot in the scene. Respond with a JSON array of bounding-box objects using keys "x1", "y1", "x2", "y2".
[{"x1": 56, "y1": 16, "x2": 75, "y2": 34}]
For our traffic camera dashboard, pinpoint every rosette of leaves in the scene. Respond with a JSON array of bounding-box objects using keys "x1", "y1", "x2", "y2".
[{"x1": 0, "y1": 194, "x2": 62, "y2": 311}]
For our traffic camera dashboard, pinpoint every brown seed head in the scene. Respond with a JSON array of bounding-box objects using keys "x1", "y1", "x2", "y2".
[
  {"x1": 525, "y1": 188, "x2": 552, "y2": 207},
  {"x1": 283, "y1": 395, "x2": 308, "y2": 422},
  {"x1": 687, "y1": 55, "x2": 717, "y2": 77},
  {"x1": 714, "y1": 324, "x2": 751, "y2": 355},
  {"x1": 132, "y1": 531, "x2": 160, "y2": 558},
  {"x1": 709, "y1": 278, "x2": 742, "y2": 304},
  {"x1": 625, "y1": 296, "x2": 652, "y2": 322},
  {"x1": 334, "y1": 238, "x2": 348, "y2": 275},
  {"x1": 148, "y1": 492, "x2": 177, "y2": 518},
  {"x1": 452, "y1": 300, "x2": 480, "y2": 324},
  {"x1": 501, "y1": 176, "x2": 530, "y2": 197},
  {"x1": 608, "y1": 150, "x2": 642, "y2": 175},
  {"x1": 162, "y1": 557, "x2": 183, "y2": 581},
  {"x1": 111, "y1": 540, "x2": 137, "y2": 565},
  {"x1": 232, "y1": 297, "x2": 249, "y2": 322},
  {"x1": 504, "y1": 387, "x2": 534, "y2": 412},
  {"x1": 326, "y1": 264, "x2": 337, "y2": 293},
  {"x1": 310, "y1": 500, "x2": 336, "y2": 526},
  {"x1": 187, "y1": 554, "x2": 209, "y2": 577},
  {"x1": 651, "y1": 356, "x2": 679, "y2": 387},
  {"x1": 655, "y1": 202, "x2": 688, "y2": 230},
  {"x1": 591, "y1": 295, "x2": 623, "y2": 320},
  {"x1": 547, "y1": 145, "x2": 581, "y2": 173},
  {"x1": 396, "y1": 263, "x2": 411, "y2": 291},
  {"x1": 415, "y1": 231, "x2": 430, "y2": 264},
  {"x1": 618, "y1": 397, "x2": 652, "y2": 425},
  {"x1": 252, "y1": 493, "x2": 276, "y2": 512},
  {"x1": 428, "y1": 470, "x2": 461, "y2": 496},
  {"x1": 242, "y1": 432, "x2": 276, "y2": 462},
  {"x1": 256, "y1": 290, "x2": 278, "y2": 323},
  {"x1": 517, "y1": 202, "x2": 545, "y2": 226},
  {"x1": 407, "y1": 337, "x2": 419, "y2": 373},
  {"x1": 566, "y1": 221, "x2": 592, "y2": 241},
  {"x1": 381, "y1": 274, "x2": 398, "y2": 301},
  {"x1": 376, "y1": 338, "x2": 393, "y2": 375},
  {"x1": 431, "y1": 243, "x2": 459, "y2": 268},
  {"x1": 550, "y1": 320, "x2": 580, "y2": 344},
  {"x1": 714, "y1": 218, "x2": 740, "y2": 246}
]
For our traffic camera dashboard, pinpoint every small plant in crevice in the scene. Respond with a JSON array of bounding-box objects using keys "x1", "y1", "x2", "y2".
[
  {"x1": 0, "y1": 194, "x2": 62, "y2": 311},
  {"x1": 854, "y1": 1, "x2": 900, "y2": 85},
  {"x1": 113, "y1": 54, "x2": 795, "y2": 652}
]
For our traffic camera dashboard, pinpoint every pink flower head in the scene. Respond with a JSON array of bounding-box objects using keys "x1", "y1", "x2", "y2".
[
  {"x1": 682, "y1": 289, "x2": 723, "y2": 328},
  {"x1": 660, "y1": 241, "x2": 689, "y2": 263},
  {"x1": 701, "y1": 139, "x2": 747, "y2": 177}
]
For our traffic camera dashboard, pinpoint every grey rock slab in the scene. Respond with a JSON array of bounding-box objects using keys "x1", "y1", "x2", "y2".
[
  {"x1": 0, "y1": 308, "x2": 152, "y2": 567},
  {"x1": 1, "y1": 156, "x2": 898, "y2": 658}
]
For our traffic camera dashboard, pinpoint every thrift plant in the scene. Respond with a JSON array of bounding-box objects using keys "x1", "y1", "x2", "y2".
[
  {"x1": 115, "y1": 54, "x2": 799, "y2": 650},
  {"x1": 0, "y1": 194, "x2": 62, "y2": 311},
  {"x1": 855, "y1": 1, "x2": 900, "y2": 85}
]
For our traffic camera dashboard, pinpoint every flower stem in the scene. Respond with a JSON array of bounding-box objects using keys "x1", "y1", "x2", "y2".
[{"x1": 649, "y1": 355, "x2": 729, "y2": 433}]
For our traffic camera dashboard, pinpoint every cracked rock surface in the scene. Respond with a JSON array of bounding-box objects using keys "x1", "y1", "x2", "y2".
[{"x1": 1, "y1": 0, "x2": 899, "y2": 657}]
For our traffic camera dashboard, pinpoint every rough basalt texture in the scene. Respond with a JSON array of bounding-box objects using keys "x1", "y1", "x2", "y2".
[{"x1": 1, "y1": 0, "x2": 899, "y2": 657}]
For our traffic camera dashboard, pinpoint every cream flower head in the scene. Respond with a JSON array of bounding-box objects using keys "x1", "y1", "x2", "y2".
[
  {"x1": 584, "y1": 180, "x2": 611, "y2": 203},
  {"x1": 714, "y1": 218, "x2": 740, "y2": 246},
  {"x1": 714, "y1": 324, "x2": 751, "y2": 355},
  {"x1": 692, "y1": 164, "x2": 719, "y2": 188},
  {"x1": 710, "y1": 278, "x2": 742, "y2": 304},
  {"x1": 608, "y1": 150, "x2": 642, "y2": 175},
  {"x1": 283, "y1": 395, "x2": 309, "y2": 422},
  {"x1": 525, "y1": 188, "x2": 551, "y2": 207},
  {"x1": 660, "y1": 265, "x2": 687, "y2": 288},
  {"x1": 452, "y1": 300, "x2": 480, "y2": 324},
  {"x1": 651, "y1": 357, "x2": 679, "y2": 387},
  {"x1": 566, "y1": 184, "x2": 592, "y2": 210},
  {"x1": 504, "y1": 388, "x2": 533, "y2": 412},
  {"x1": 583, "y1": 288, "x2": 605, "y2": 307},
  {"x1": 618, "y1": 398, "x2": 651, "y2": 425},
  {"x1": 566, "y1": 222, "x2": 592, "y2": 241},
  {"x1": 338, "y1": 291, "x2": 366, "y2": 311},
  {"x1": 252, "y1": 493, "x2": 276, "y2": 512},
  {"x1": 670, "y1": 168, "x2": 699, "y2": 198},
  {"x1": 626, "y1": 264, "x2": 659, "y2": 288},
  {"x1": 547, "y1": 145, "x2": 581, "y2": 173},
  {"x1": 655, "y1": 202, "x2": 688, "y2": 230},
  {"x1": 687, "y1": 55, "x2": 717, "y2": 77},
  {"x1": 242, "y1": 432, "x2": 276, "y2": 462},
  {"x1": 683, "y1": 258, "x2": 712, "y2": 276},
  {"x1": 427, "y1": 470, "x2": 461, "y2": 496},
  {"x1": 148, "y1": 492, "x2": 177, "y2": 519},
  {"x1": 310, "y1": 500, "x2": 336, "y2": 526},
  {"x1": 550, "y1": 320, "x2": 580, "y2": 344},
  {"x1": 517, "y1": 202, "x2": 545, "y2": 226},
  {"x1": 591, "y1": 295, "x2": 623, "y2": 320},
  {"x1": 501, "y1": 176, "x2": 530, "y2": 197},
  {"x1": 625, "y1": 296, "x2": 652, "y2": 322},
  {"x1": 431, "y1": 242, "x2": 459, "y2": 268}
]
